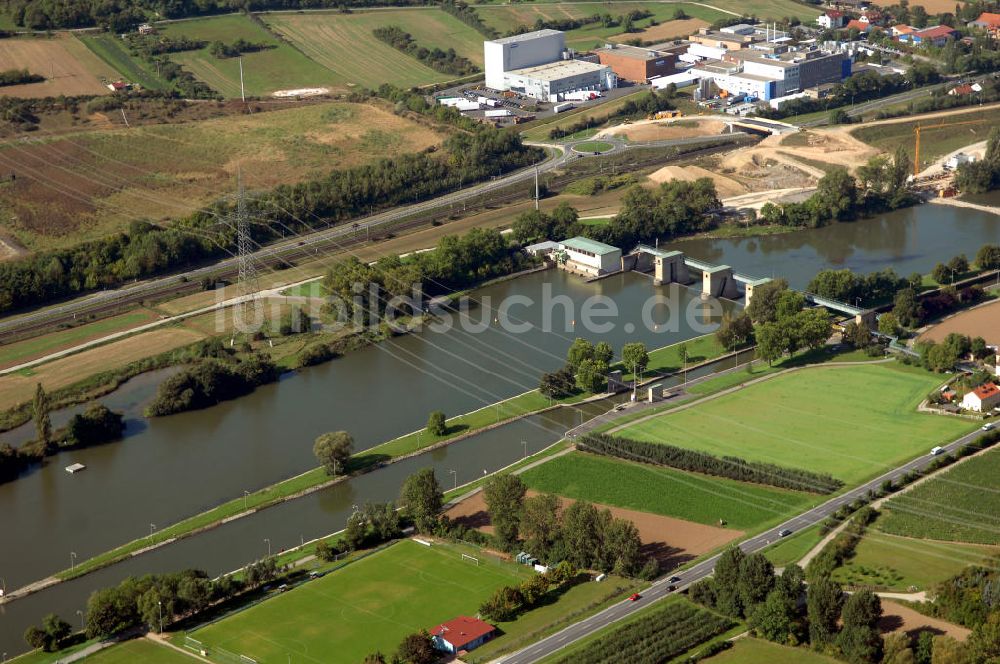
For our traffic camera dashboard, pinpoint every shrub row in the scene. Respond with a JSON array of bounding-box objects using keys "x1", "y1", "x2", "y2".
[
  {"x1": 579, "y1": 433, "x2": 843, "y2": 494},
  {"x1": 553, "y1": 601, "x2": 733, "y2": 664},
  {"x1": 372, "y1": 26, "x2": 479, "y2": 76},
  {"x1": 806, "y1": 506, "x2": 878, "y2": 581}
]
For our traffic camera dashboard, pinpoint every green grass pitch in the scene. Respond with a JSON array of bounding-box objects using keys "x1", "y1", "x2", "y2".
[
  {"x1": 520, "y1": 452, "x2": 817, "y2": 531},
  {"x1": 615, "y1": 364, "x2": 972, "y2": 485},
  {"x1": 189, "y1": 540, "x2": 531, "y2": 663}
]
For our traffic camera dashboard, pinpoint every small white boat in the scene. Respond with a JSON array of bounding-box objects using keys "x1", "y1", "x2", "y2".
[{"x1": 65, "y1": 463, "x2": 86, "y2": 474}]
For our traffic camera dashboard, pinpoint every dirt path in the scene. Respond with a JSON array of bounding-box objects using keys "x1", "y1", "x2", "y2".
[{"x1": 879, "y1": 600, "x2": 971, "y2": 641}]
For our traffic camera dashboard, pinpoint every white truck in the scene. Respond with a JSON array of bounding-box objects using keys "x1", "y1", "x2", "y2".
[
  {"x1": 553, "y1": 102, "x2": 575, "y2": 113},
  {"x1": 563, "y1": 90, "x2": 600, "y2": 102},
  {"x1": 484, "y1": 109, "x2": 512, "y2": 118}
]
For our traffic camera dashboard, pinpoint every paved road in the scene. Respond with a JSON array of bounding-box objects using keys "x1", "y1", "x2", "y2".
[
  {"x1": 499, "y1": 425, "x2": 990, "y2": 663},
  {"x1": 0, "y1": 133, "x2": 745, "y2": 343}
]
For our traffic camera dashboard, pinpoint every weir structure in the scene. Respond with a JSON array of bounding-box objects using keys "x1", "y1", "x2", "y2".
[{"x1": 625, "y1": 244, "x2": 875, "y2": 324}]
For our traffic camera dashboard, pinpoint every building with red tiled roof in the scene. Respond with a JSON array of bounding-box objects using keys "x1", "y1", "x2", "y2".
[
  {"x1": 902, "y1": 24, "x2": 959, "y2": 46},
  {"x1": 819, "y1": 10, "x2": 848, "y2": 29},
  {"x1": 961, "y1": 382, "x2": 1000, "y2": 412},
  {"x1": 430, "y1": 616, "x2": 496, "y2": 654},
  {"x1": 969, "y1": 12, "x2": 1000, "y2": 36},
  {"x1": 949, "y1": 84, "x2": 974, "y2": 96},
  {"x1": 845, "y1": 18, "x2": 872, "y2": 32}
]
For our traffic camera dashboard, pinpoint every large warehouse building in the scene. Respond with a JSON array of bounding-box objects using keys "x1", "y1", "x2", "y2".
[
  {"x1": 484, "y1": 29, "x2": 617, "y2": 100},
  {"x1": 595, "y1": 43, "x2": 676, "y2": 82},
  {"x1": 484, "y1": 30, "x2": 566, "y2": 89}
]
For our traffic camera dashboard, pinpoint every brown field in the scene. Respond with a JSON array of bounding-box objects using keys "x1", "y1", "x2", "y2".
[
  {"x1": 871, "y1": 0, "x2": 961, "y2": 13},
  {"x1": 598, "y1": 118, "x2": 726, "y2": 143},
  {"x1": 918, "y1": 299, "x2": 1000, "y2": 346},
  {"x1": 0, "y1": 101, "x2": 444, "y2": 253},
  {"x1": 611, "y1": 18, "x2": 709, "y2": 42},
  {"x1": 445, "y1": 489, "x2": 742, "y2": 567},
  {"x1": 0, "y1": 327, "x2": 205, "y2": 410},
  {"x1": 0, "y1": 34, "x2": 121, "y2": 98},
  {"x1": 648, "y1": 164, "x2": 747, "y2": 197},
  {"x1": 878, "y1": 600, "x2": 971, "y2": 641}
]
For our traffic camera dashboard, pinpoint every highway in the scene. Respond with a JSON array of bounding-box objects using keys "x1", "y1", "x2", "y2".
[
  {"x1": 500, "y1": 425, "x2": 991, "y2": 663},
  {"x1": 0, "y1": 133, "x2": 745, "y2": 343}
]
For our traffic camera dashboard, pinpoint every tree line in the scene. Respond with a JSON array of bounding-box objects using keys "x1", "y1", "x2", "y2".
[
  {"x1": 208, "y1": 38, "x2": 273, "y2": 59},
  {"x1": 956, "y1": 127, "x2": 1000, "y2": 195},
  {"x1": 0, "y1": 120, "x2": 542, "y2": 314},
  {"x1": 0, "y1": 68, "x2": 44, "y2": 86},
  {"x1": 547, "y1": 88, "x2": 677, "y2": 140},
  {"x1": 744, "y1": 279, "x2": 832, "y2": 365},
  {"x1": 372, "y1": 26, "x2": 479, "y2": 76},
  {"x1": 577, "y1": 433, "x2": 843, "y2": 494}
]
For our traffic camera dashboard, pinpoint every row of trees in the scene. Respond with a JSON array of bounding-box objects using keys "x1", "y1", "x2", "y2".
[
  {"x1": 578, "y1": 433, "x2": 843, "y2": 494},
  {"x1": 208, "y1": 38, "x2": 272, "y2": 59},
  {"x1": 807, "y1": 268, "x2": 908, "y2": 308},
  {"x1": 145, "y1": 355, "x2": 278, "y2": 416},
  {"x1": 745, "y1": 280, "x2": 831, "y2": 365},
  {"x1": 805, "y1": 507, "x2": 877, "y2": 581},
  {"x1": 479, "y1": 561, "x2": 577, "y2": 622},
  {"x1": 0, "y1": 68, "x2": 44, "y2": 86},
  {"x1": 372, "y1": 26, "x2": 478, "y2": 76},
  {"x1": 956, "y1": 127, "x2": 1000, "y2": 194}
]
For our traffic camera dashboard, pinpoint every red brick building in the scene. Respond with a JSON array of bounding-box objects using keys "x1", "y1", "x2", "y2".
[{"x1": 595, "y1": 44, "x2": 676, "y2": 83}]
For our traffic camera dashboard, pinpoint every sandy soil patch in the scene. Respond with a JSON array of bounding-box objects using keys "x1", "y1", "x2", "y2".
[
  {"x1": 0, "y1": 327, "x2": 205, "y2": 410},
  {"x1": 598, "y1": 118, "x2": 725, "y2": 142},
  {"x1": 0, "y1": 35, "x2": 120, "y2": 98},
  {"x1": 648, "y1": 164, "x2": 747, "y2": 198},
  {"x1": 879, "y1": 600, "x2": 971, "y2": 641},
  {"x1": 445, "y1": 489, "x2": 742, "y2": 568},
  {"x1": 720, "y1": 127, "x2": 879, "y2": 182},
  {"x1": 918, "y1": 299, "x2": 1000, "y2": 347},
  {"x1": 610, "y1": 18, "x2": 709, "y2": 43}
]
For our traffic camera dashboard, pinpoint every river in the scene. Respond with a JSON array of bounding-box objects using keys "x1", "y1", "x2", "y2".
[{"x1": 0, "y1": 201, "x2": 997, "y2": 655}]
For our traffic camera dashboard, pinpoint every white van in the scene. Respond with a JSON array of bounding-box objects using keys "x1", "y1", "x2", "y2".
[{"x1": 930, "y1": 446, "x2": 944, "y2": 456}]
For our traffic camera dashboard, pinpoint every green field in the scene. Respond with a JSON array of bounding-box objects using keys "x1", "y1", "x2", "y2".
[
  {"x1": 616, "y1": 364, "x2": 970, "y2": 485},
  {"x1": 80, "y1": 34, "x2": 172, "y2": 91},
  {"x1": 832, "y1": 530, "x2": 997, "y2": 591},
  {"x1": 704, "y1": 637, "x2": 841, "y2": 664},
  {"x1": 264, "y1": 8, "x2": 483, "y2": 89},
  {"x1": 764, "y1": 523, "x2": 824, "y2": 567},
  {"x1": 81, "y1": 639, "x2": 193, "y2": 663},
  {"x1": 878, "y1": 447, "x2": 1000, "y2": 544},
  {"x1": 852, "y1": 107, "x2": 999, "y2": 172},
  {"x1": 159, "y1": 14, "x2": 338, "y2": 97},
  {"x1": 190, "y1": 540, "x2": 531, "y2": 663},
  {"x1": 573, "y1": 140, "x2": 615, "y2": 153},
  {"x1": 520, "y1": 451, "x2": 817, "y2": 530}
]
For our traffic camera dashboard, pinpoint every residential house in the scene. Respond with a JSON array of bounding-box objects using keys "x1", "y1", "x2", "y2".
[
  {"x1": 891, "y1": 24, "x2": 917, "y2": 38},
  {"x1": 430, "y1": 616, "x2": 496, "y2": 654},
  {"x1": 961, "y1": 382, "x2": 1000, "y2": 412},
  {"x1": 904, "y1": 25, "x2": 960, "y2": 46},
  {"x1": 819, "y1": 10, "x2": 848, "y2": 29},
  {"x1": 845, "y1": 18, "x2": 873, "y2": 33},
  {"x1": 968, "y1": 12, "x2": 1000, "y2": 37},
  {"x1": 949, "y1": 83, "x2": 975, "y2": 96}
]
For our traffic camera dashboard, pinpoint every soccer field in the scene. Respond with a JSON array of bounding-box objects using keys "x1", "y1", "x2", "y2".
[
  {"x1": 616, "y1": 364, "x2": 972, "y2": 485},
  {"x1": 190, "y1": 540, "x2": 531, "y2": 663}
]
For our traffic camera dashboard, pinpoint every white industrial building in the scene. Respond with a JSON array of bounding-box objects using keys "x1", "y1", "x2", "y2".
[
  {"x1": 484, "y1": 30, "x2": 566, "y2": 90},
  {"x1": 559, "y1": 237, "x2": 622, "y2": 276},
  {"x1": 484, "y1": 29, "x2": 617, "y2": 100}
]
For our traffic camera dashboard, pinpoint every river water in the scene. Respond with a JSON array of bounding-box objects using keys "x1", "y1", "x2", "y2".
[{"x1": 0, "y1": 201, "x2": 996, "y2": 655}]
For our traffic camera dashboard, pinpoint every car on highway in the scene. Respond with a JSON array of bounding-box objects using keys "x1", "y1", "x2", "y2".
[
  {"x1": 668, "y1": 576, "x2": 682, "y2": 584},
  {"x1": 629, "y1": 593, "x2": 641, "y2": 602},
  {"x1": 779, "y1": 529, "x2": 793, "y2": 538},
  {"x1": 984, "y1": 423, "x2": 995, "y2": 431},
  {"x1": 930, "y1": 445, "x2": 945, "y2": 456}
]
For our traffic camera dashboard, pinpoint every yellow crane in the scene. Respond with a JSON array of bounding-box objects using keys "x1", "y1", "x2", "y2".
[{"x1": 913, "y1": 118, "x2": 985, "y2": 176}]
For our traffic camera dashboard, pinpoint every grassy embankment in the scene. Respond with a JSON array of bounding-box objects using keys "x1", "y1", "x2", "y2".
[
  {"x1": 852, "y1": 107, "x2": 999, "y2": 171},
  {"x1": 704, "y1": 637, "x2": 842, "y2": 663}
]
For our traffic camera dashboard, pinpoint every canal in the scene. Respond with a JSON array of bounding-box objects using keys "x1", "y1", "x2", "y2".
[{"x1": 0, "y1": 201, "x2": 997, "y2": 655}]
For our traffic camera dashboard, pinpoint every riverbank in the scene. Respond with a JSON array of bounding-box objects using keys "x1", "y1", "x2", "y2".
[{"x1": 0, "y1": 332, "x2": 728, "y2": 604}]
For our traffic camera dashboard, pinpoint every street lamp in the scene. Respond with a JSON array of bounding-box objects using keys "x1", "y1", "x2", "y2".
[
  {"x1": 149, "y1": 523, "x2": 156, "y2": 542},
  {"x1": 244, "y1": 490, "x2": 250, "y2": 511},
  {"x1": 264, "y1": 538, "x2": 271, "y2": 557},
  {"x1": 449, "y1": 469, "x2": 457, "y2": 490},
  {"x1": 76, "y1": 610, "x2": 84, "y2": 630},
  {"x1": 521, "y1": 440, "x2": 527, "y2": 460},
  {"x1": 70, "y1": 551, "x2": 77, "y2": 570},
  {"x1": 158, "y1": 600, "x2": 163, "y2": 633}
]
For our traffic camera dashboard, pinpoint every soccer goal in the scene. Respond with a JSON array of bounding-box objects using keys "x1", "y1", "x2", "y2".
[{"x1": 461, "y1": 553, "x2": 480, "y2": 566}]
